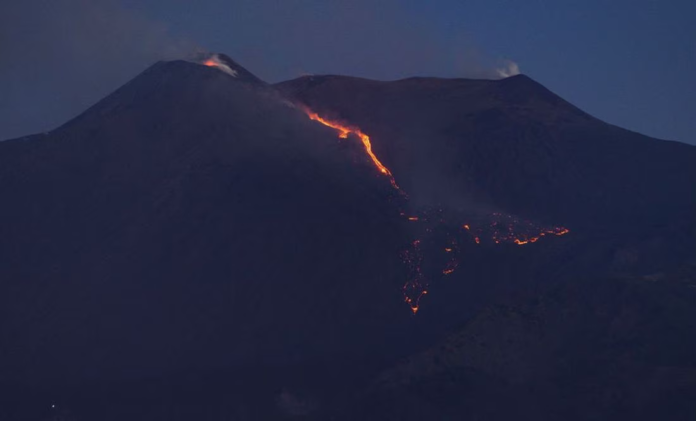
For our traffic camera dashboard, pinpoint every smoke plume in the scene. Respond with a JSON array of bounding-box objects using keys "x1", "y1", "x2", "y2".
[{"x1": 496, "y1": 60, "x2": 521, "y2": 78}]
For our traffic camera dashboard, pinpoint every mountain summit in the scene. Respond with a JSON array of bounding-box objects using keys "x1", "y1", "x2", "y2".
[{"x1": 196, "y1": 53, "x2": 267, "y2": 85}]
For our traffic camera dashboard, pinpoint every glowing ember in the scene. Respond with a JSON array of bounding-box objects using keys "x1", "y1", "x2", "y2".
[
  {"x1": 401, "y1": 239, "x2": 426, "y2": 314},
  {"x1": 401, "y1": 209, "x2": 569, "y2": 314},
  {"x1": 511, "y1": 227, "x2": 570, "y2": 245},
  {"x1": 462, "y1": 213, "x2": 570, "y2": 246},
  {"x1": 442, "y1": 252, "x2": 459, "y2": 275}
]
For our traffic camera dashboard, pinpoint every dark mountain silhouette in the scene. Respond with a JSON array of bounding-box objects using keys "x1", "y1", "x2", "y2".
[
  {"x1": 0, "y1": 59, "x2": 416, "y2": 388},
  {"x1": 341, "y1": 268, "x2": 696, "y2": 421},
  {"x1": 1, "y1": 56, "x2": 695, "y2": 420}
]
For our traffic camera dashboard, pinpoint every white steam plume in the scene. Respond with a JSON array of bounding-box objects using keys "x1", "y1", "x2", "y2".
[
  {"x1": 200, "y1": 54, "x2": 238, "y2": 77},
  {"x1": 495, "y1": 60, "x2": 521, "y2": 78}
]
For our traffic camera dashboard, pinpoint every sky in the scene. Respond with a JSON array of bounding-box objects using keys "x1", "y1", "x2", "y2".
[{"x1": 1, "y1": 0, "x2": 694, "y2": 144}]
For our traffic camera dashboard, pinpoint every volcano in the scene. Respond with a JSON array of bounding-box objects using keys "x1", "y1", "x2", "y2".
[
  {"x1": 1, "y1": 55, "x2": 696, "y2": 420},
  {"x1": 0, "y1": 57, "x2": 414, "y2": 386}
]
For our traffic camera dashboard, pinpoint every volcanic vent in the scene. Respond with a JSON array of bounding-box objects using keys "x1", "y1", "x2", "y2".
[{"x1": 194, "y1": 53, "x2": 266, "y2": 85}]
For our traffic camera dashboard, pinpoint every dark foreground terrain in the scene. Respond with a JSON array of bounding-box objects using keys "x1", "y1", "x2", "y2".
[{"x1": 1, "y1": 55, "x2": 695, "y2": 420}]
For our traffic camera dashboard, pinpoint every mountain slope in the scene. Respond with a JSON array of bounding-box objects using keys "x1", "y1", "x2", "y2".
[
  {"x1": 276, "y1": 74, "x2": 696, "y2": 246},
  {"x1": 351, "y1": 271, "x2": 696, "y2": 421},
  {"x1": 0, "y1": 59, "x2": 414, "y2": 387}
]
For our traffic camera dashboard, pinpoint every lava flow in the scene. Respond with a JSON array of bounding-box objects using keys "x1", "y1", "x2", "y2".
[
  {"x1": 401, "y1": 208, "x2": 570, "y2": 314},
  {"x1": 201, "y1": 59, "x2": 571, "y2": 315},
  {"x1": 304, "y1": 111, "x2": 400, "y2": 190},
  {"x1": 463, "y1": 213, "x2": 570, "y2": 246},
  {"x1": 300, "y1": 109, "x2": 569, "y2": 316}
]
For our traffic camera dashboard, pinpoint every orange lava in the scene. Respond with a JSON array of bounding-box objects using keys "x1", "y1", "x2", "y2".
[
  {"x1": 202, "y1": 59, "x2": 218, "y2": 67},
  {"x1": 463, "y1": 215, "x2": 570, "y2": 246},
  {"x1": 305, "y1": 111, "x2": 400, "y2": 190},
  {"x1": 512, "y1": 227, "x2": 570, "y2": 245},
  {"x1": 299, "y1": 109, "x2": 571, "y2": 316},
  {"x1": 404, "y1": 291, "x2": 427, "y2": 314}
]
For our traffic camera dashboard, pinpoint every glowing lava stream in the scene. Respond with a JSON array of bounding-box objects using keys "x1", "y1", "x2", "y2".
[
  {"x1": 200, "y1": 58, "x2": 571, "y2": 315},
  {"x1": 304, "y1": 111, "x2": 400, "y2": 190},
  {"x1": 301, "y1": 109, "x2": 570, "y2": 316}
]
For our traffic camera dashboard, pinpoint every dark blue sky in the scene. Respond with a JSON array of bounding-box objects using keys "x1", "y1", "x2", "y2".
[{"x1": 1, "y1": 0, "x2": 694, "y2": 143}]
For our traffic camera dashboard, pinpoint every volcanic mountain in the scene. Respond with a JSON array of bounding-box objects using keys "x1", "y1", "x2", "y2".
[
  {"x1": 1, "y1": 54, "x2": 695, "y2": 420},
  {"x1": 0, "y1": 56, "x2": 414, "y2": 386}
]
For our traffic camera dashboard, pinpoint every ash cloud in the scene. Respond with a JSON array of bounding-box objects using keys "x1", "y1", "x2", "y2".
[{"x1": 0, "y1": 0, "x2": 197, "y2": 140}]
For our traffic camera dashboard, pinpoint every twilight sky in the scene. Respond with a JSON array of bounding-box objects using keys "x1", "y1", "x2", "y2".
[{"x1": 1, "y1": 0, "x2": 694, "y2": 144}]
